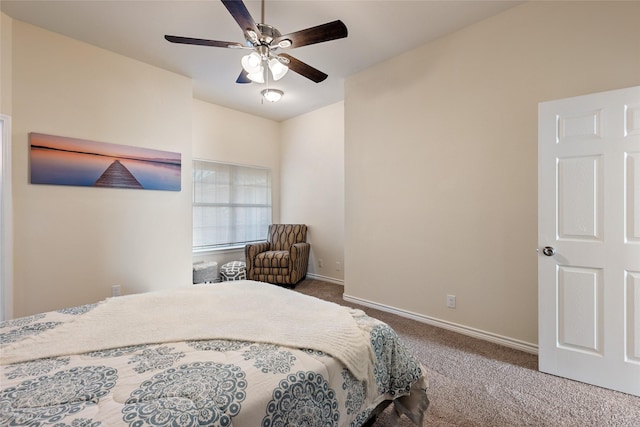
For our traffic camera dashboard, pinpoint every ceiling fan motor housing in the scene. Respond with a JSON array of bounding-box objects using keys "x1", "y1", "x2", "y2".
[{"x1": 254, "y1": 23, "x2": 282, "y2": 46}]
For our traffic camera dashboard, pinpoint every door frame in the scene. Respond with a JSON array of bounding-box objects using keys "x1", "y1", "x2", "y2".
[{"x1": 1, "y1": 113, "x2": 12, "y2": 321}]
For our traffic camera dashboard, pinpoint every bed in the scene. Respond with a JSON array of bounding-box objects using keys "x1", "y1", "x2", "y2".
[{"x1": 0, "y1": 280, "x2": 428, "y2": 426}]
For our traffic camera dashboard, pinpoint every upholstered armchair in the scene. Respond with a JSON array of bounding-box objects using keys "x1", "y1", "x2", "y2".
[{"x1": 245, "y1": 224, "x2": 310, "y2": 287}]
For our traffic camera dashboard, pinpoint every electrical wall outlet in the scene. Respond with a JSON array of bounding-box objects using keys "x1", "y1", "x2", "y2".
[
  {"x1": 447, "y1": 294, "x2": 456, "y2": 309},
  {"x1": 111, "y1": 285, "x2": 122, "y2": 297},
  {"x1": 318, "y1": 259, "x2": 324, "y2": 268},
  {"x1": 336, "y1": 261, "x2": 341, "y2": 271}
]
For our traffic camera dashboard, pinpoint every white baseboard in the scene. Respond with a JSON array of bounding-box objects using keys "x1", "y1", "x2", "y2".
[
  {"x1": 343, "y1": 293, "x2": 538, "y2": 355},
  {"x1": 305, "y1": 273, "x2": 344, "y2": 286}
]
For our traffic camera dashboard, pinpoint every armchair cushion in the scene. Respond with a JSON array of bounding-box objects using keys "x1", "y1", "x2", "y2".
[{"x1": 255, "y1": 251, "x2": 290, "y2": 268}]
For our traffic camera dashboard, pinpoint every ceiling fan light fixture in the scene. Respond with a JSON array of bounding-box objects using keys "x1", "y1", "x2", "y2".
[
  {"x1": 261, "y1": 89, "x2": 283, "y2": 103},
  {"x1": 241, "y1": 52, "x2": 262, "y2": 74},
  {"x1": 247, "y1": 71, "x2": 265, "y2": 83},
  {"x1": 268, "y1": 58, "x2": 288, "y2": 81}
]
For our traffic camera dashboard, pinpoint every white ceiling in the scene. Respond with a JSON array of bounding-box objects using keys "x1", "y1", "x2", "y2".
[{"x1": 1, "y1": 0, "x2": 521, "y2": 122}]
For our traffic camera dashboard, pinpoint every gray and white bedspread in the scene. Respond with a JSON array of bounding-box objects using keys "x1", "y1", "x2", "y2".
[{"x1": 0, "y1": 282, "x2": 428, "y2": 426}]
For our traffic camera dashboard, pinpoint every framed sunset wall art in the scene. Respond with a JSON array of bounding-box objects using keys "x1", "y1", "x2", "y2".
[{"x1": 29, "y1": 133, "x2": 181, "y2": 191}]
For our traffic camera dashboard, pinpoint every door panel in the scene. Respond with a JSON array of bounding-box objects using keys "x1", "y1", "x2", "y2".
[
  {"x1": 557, "y1": 266, "x2": 603, "y2": 354},
  {"x1": 557, "y1": 156, "x2": 602, "y2": 241},
  {"x1": 539, "y1": 85, "x2": 640, "y2": 397},
  {"x1": 628, "y1": 152, "x2": 640, "y2": 242},
  {"x1": 628, "y1": 271, "x2": 640, "y2": 362},
  {"x1": 558, "y1": 109, "x2": 602, "y2": 142}
]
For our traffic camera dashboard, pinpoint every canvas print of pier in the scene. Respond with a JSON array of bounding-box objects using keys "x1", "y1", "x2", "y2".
[{"x1": 29, "y1": 133, "x2": 181, "y2": 191}]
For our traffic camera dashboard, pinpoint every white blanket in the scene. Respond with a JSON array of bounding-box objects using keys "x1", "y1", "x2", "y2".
[{"x1": 1, "y1": 281, "x2": 374, "y2": 381}]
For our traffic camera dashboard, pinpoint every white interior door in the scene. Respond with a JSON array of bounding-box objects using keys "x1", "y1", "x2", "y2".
[{"x1": 538, "y1": 86, "x2": 640, "y2": 397}]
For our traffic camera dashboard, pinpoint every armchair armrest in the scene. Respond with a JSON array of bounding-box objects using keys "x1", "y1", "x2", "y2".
[
  {"x1": 290, "y1": 242, "x2": 310, "y2": 260},
  {"x1": 245, "y1": 241, "x2": 271, "y2": 280},
  {"x1": 289, "y1": 242, "x2": 311, "y2": 283},
  {"x1": 245, "y1": 241, "x2": 270, "y2": 258}
]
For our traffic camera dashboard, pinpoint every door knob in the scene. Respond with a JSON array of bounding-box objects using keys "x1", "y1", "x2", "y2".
[{"x1": 542, "y1": 246, "x2": 556, "y2": 256}]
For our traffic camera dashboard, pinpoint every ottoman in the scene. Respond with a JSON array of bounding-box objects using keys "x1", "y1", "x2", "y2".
[{"x1": 220, "y1": 261, "x2": 247, "y2": 281}]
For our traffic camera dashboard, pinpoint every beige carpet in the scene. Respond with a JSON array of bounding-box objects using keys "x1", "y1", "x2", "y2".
[{"x1": 294, "y1": 279, "x2": 640, "y2": 427}]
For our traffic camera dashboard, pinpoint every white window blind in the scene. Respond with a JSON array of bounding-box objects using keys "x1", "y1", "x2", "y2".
[{"x1": 193, "y1": 160, "x2": 271, "y2": 251}]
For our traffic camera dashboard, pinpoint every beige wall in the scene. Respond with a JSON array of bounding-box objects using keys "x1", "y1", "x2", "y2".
[
  {"x1": 191, "y1": 99, "x2": 281, "y2": 267},
  {"x1": 11, "y1": 19, "x2": 193, "y2": 316},
  {"x1": 1, "y1": 13, "x2": 12, "y2": 115},
  {"x1": 4, "y1": 13, "x2": 341, "y2": 313},
  {"x1": 345, "y1": 1, "x2": 640, "y2": 346},
  {"x1": 281, "y1": 102, "x2": 345, "y2": 283}
]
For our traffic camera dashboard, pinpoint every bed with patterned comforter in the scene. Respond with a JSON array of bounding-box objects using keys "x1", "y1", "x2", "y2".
[{"x1": 0, "y1": 281, "x2": 428, "y2": 426}]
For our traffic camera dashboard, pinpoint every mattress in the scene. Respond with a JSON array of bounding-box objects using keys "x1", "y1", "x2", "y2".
[{"x1": 0, "y1": 281, "x2": 428, "y2": 426}]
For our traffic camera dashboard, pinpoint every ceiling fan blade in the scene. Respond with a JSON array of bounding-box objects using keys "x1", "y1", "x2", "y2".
[
  {"x1": 165, "y1": 35, "x2": 243, "y2": 49},
  {"x1": 278, "y1": 53, "x2": 327, "y2": 83},
  {"x1": 274, "y1": 20, "x2": 347, "y2": 49},
  {"x1": 236, "y1": 69, "x2": 252, "y2": 84},
  {"x1": 221, "y1": 0, "x2": 260, "y2": 40}
]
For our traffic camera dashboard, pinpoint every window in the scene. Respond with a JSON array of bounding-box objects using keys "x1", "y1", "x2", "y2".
[{"x1": 193, "y1": 160, "x2": 271, "y2": 251}]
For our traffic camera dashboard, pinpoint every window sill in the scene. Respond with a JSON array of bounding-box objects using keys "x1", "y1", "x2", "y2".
[{"x1": 193, "y1": 246, "x2": 245, "y2": 255}]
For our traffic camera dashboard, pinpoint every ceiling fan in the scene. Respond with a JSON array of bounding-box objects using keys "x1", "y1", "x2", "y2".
[{"x1": 164, "y1": 0, "x2": 348, "y2": 85}]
